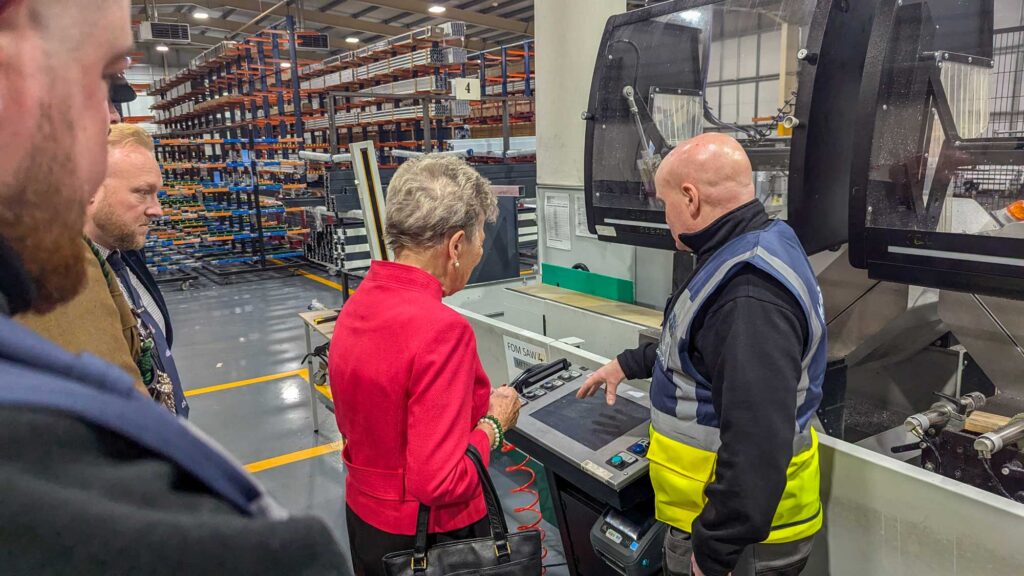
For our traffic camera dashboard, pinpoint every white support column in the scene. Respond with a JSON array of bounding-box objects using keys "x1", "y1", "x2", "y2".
[
  {"x1": 534, "y1": 0, "x2": 639, "y2": 286},
  {"x1": 778, "y1": 22, "x2": 802, "y2": 110}
]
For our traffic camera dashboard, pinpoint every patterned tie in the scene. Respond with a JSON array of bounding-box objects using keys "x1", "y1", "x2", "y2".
[{"x1": 106, "y1": 251, "x2": 189, "y2": 418}]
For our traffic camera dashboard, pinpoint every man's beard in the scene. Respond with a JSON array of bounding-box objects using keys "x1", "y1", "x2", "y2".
[
  {"x1": 92, "y1": 199, "x2": 147, "y2": 252},
  {"x1": 0, "y1": 108, "x2": 89, "y2": 314}
]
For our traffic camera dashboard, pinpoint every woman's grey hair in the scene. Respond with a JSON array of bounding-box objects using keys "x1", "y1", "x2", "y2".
[{"x1": 385, "y1": 154, "x2": 498, "y2": 253}]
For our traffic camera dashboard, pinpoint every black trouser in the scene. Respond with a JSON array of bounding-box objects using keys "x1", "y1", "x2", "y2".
[
  {"x1": 346, "y1": 506, "x2": 490, "y2": 576},
  {"x1": 663, "y1": 528, "x2": 814, "y2": 576}
]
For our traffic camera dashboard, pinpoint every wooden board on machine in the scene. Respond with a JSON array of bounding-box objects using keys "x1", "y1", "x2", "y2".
[
  {"x1": 965, "y1": 411, "x2": 1016, "y2": 434},
  {"x1": 470, "y1": 122, "x2": 536, "y2": 139}
]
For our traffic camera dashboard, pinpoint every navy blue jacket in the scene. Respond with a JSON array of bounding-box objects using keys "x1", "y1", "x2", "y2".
[
  {"x1": 0, "y1": 241, "x2": 346, "y2": 574},
  {"x1": 125, "y1": 249, "x2": 173, "y2": 348}
]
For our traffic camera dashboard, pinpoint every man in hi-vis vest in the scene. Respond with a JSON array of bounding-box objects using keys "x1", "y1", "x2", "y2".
[{"x1": 578, "y1": 134, "x2": 825, "y2": 576}]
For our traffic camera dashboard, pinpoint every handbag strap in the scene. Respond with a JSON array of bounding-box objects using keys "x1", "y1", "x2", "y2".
[
  {"x1": 410, "y1": 445, "x2": 513, "y2": 573},
  {"x1": 467, "y1": 444, "x2": 512, "y2": 561}
]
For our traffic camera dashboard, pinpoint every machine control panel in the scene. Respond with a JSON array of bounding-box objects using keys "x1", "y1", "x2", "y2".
[
  {"x1": 509, "y1": 360, "x2": 652, "y2": 492},
  {"x1": 607, "y1": 451, "x2": 640, "y2": 470},
  {"x1": 521, "y1": 368, "x2": 584, "y2": 402}
]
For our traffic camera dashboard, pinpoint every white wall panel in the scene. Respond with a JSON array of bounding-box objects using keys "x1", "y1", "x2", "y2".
[
  {"x1": 721, "y1": 37, "x2": 739, "y2": 81},
  {"x1": 720, "y1": 84, "x2": 738, "y2": 124},
  {"x1": 737, "y1": 83, "x2": 757, "y2": 124},
  {"x1": 759, "y1": 29, "x2": 782, "y2": 76},
  {"x1": 705, "y1": 86, "x2": 721, "y2": 117},
  {"x1": 738, "y1": 34, "x2": 758, "y2": 78},
  {"x1": 708, "y1": 40, "x2": 722, "y2": 82},
  {"x1": 995, "y1": 0, "x2": 1024, "y2": 26},
  {"x1": 758, "y1": 79, "x2": 780, "y2": 118}
]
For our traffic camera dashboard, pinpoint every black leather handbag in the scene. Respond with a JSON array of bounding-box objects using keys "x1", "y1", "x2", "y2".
[{"x1": 382, "y1": 445, "x2": 543, "y2": 575}]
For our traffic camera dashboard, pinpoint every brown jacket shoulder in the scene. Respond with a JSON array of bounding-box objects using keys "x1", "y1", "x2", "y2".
[{"x1": 16, "y1": 240, "x2": 146, "y2": 394}]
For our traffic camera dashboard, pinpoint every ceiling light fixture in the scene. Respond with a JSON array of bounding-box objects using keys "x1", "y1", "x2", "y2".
[
  {"x1": 346, "y1": 37, "x2": 359, "y2": 44},
  {"x1": 155, "y1": 44, "x2": 170, "y2": 52},
  {"x1": 193, "y1": 9, "x2": 210, "y2": 19},
  {"x1": 428, "y1": 5, "x2": 447, "y2": 14},
  {"x1": 280, "y1": 62, "x2": 292, "y2": 68}
]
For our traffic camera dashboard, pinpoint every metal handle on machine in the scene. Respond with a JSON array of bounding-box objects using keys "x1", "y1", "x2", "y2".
[
  {"x1": 621, "y1": 85, "x2": 664, "y2": 198},
  {"x1": 622, "y1": 86, "x2": 651, "y2": 155},
  {"x1": 890, "y1": 441, "x2": 926, "y2": 454}
]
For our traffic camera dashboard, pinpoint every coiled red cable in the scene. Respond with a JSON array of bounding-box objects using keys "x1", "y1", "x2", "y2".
[{"x1": 501, "y1": 442, "x2": 549, "y2": 573}]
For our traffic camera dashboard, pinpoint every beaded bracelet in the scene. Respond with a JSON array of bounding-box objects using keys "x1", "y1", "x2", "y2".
[
  {"x1": 479, "y1": 415, "x2": 505, "y2": 450},
  {"x1": 478, "y1": 418, "x2": 500, "y2": 450}
]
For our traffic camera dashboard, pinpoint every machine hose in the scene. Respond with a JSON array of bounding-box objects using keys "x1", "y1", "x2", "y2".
[
  {"x1": 981, "y1": 456, "x2": 1019, "y2": 502},
  {"x1": 501, "y1": 442, "x2": 549, "y2": 573}
]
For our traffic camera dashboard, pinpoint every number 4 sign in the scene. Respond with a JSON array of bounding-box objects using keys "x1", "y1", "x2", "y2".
[{"x1": 451, "y1": 78, "x2": 481, "y2": 101}]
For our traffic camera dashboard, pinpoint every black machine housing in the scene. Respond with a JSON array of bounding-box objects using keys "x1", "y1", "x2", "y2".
[
  {"x1": 849, "y1": 0, "x2": 1024, "y2": 299},
  {"x1": 583, "y1": 0, "x2": 875, "y2": 254},
  {"x1": 923, "y1": 427, "x2": 1024, "y2": 502}
]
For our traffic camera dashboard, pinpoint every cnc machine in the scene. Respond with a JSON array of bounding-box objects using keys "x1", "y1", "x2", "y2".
[{"x1": 457, "y1": 1, "x2": 1024, "y2": 574}]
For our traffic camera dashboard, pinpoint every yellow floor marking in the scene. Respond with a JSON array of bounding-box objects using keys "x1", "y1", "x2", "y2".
[
  {"x1": 268, "y1": 257, "x2": 352, "y2": 294},
  {"x1": 185, "y1": 368, "x2": 309, "y2": 398},
  {"x1": 295, "y1": 268, "x2": 350, "y2": 293},
  {"x1": 315, "y1": 383, "x2": 333, "y2": 401},
  {"x1": 245, "y1": 440, "x2": 344, "y2": 473}
]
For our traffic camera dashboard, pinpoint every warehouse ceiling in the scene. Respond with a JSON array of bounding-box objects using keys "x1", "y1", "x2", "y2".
[
  {"x1": 130, "y1": 0, "x2": 538, "y2": 53},
  {"x1": 130, "y1": 0, "x2": 657, "y2": 52}
]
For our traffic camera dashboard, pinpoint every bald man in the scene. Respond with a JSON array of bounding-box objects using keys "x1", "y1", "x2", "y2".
[{"x1": 579, "y1": 134, "x2": 825, "y2": 576}]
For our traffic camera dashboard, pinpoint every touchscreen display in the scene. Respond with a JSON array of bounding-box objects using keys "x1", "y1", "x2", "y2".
[{"x1": 532, "y1": 391, "x2": 649, "y2": 451}]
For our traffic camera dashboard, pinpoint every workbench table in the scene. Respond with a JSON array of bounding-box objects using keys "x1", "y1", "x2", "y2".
[{"x1": 299, "y1": 309, "x2": 339, "y2": 433}]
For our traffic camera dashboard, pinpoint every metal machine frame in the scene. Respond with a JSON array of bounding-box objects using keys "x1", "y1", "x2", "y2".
[
  {"x1": 583, "y1": 0, "x2": 875, "y2": 254},
  {"x1": 350, "y1": 141, "x2": 392, "y2": 262},
  {"x1": 849, "y1": 0, "x2": 1024, "y2": 299}
]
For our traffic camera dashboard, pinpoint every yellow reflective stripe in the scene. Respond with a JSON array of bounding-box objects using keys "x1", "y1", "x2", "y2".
[
  {"x1": 648, "y1": 426, "x2": 822, "y2": 542},
  {"x1": 647, "y1": 426, "x2": 714, "y2": 532}
]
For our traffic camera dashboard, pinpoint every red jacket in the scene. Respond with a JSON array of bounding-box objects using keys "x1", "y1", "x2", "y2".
[{"x1": 329, "y1": 261, "x2": 492, "y2": 535}]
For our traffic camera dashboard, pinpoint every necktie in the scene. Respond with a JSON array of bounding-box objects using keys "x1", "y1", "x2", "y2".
[{"x1": 107, "y1": 251, "x2": 189, "y2": 418}]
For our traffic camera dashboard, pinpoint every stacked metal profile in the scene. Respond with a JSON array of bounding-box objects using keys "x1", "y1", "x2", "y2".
[
  {"x1": 149, "y1": 24, "x2": 311, "y2": 278},
  {"x1": 296, "y1": 23, "x2": 470, "y2": 152},
  {"x1": 302, "y1": 168, "x2": 377, "y2": 273},
  {"x1": 485, "y1": 79, "x2": 537, "y2": 96}
]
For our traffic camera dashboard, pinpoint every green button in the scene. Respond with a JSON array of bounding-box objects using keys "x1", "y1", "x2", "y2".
[{"x1": 611, "y1": 455, "x2": 623, "y2": 465}]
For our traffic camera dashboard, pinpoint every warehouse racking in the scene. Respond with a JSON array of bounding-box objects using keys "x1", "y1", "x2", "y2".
[
  {"x1": 147, "y1": 19, "x2": 537, "y2": 282},
  {"x1": 149, "y1": 18, "x2": 313, "y2": 281},
  {"x1": 296, "y1": 36, "x2": 537, "y2": 277}
]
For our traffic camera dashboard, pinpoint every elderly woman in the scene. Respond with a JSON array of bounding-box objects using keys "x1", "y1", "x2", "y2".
[{"x1": 328, "y1": 154, "x2": 521, "y2": 576}]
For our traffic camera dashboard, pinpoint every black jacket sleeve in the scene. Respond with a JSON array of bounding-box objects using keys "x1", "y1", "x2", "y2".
[
  {"x1": 689, "y1": 269, "x2": 808, "y2": 576},
  {"x1": 0, "y1": 409, "x2": 348, "y2": 575},
  {"x1": 617, "y1": 342, "x2": 659, "y2": 380}
]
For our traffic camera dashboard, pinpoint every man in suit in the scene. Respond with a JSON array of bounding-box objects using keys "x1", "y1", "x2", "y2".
[{"x1": 85, "y1": 123, "x2": 186, "y2": 416}]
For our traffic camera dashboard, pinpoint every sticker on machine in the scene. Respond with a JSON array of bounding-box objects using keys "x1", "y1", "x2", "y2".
[
  {"x1": 502, "y1": 335, "x2": 548, "y2": 383},
  {"x1": 581, "y1": 460, "x2": 614, "y2": 481}
]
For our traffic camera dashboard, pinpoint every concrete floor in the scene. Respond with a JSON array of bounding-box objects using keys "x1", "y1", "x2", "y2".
[{"x1": 164, "y1": 270, "x2": 568, "y2": 575}]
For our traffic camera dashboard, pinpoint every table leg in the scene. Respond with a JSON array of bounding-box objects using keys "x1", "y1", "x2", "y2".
[
  {"x1": 304, "y1": 323, "x2": 320, "y2": 433},
  {"x1": 341, "y1": 271, "x2": 351, "y2": 303}
]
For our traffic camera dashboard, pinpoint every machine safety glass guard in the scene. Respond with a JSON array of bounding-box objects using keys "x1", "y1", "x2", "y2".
[
  {"x1": 582, "y1": 0, "x2": 873, "y2": 253},
  {"x1": 850, "y1": 0, "x2": 1024, "y2": 298}
]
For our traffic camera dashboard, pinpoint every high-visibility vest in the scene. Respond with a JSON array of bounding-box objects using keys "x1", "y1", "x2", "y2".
[{"x1": 648, "y1": 220, "x2": 826, "y2": 543}]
